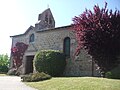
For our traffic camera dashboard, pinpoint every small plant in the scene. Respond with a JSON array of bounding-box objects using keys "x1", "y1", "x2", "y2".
[
  {"x1": 105, "y1": 72, "x2": 112, "y2": 78},
  {"x1": 105, "y1": 65, "x2": 120, "y2": 79},
  {"x1": 21, "y1": 72, "x2": 52, "y2": 82},
  {"x1": 33, "y1": 50, "x2": 66, "y2": 76}
]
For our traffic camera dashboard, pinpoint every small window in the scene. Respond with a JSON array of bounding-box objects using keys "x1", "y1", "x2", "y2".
[
  {"x1": 63, "y1": 37, "x2": 70, "y2": 57},
  {"x1": 29, "y1": 34, "x2": 34, "y2": 43}
]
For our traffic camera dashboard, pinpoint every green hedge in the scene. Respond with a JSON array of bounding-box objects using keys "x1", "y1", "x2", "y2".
[
  {"x1": 21, "y1": 72, "x2": 51, "y2": 82},
  {"x1": 33, "y1": 50, "x2": 66, "y2": 76}
]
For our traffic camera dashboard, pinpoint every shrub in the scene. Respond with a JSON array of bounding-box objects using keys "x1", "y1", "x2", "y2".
[
  {"x1": 105, "y1": 65, "x2": 120, "y2": 79},
  {"x1": 105, "y1": 72, "x2": 112, "y2": 78},
  {"x1": 33, "y1": 50, "x2": 66, "y2": 76},
  {"x1": 21, "y1": 72, "x2": 52, "y2": 82}
]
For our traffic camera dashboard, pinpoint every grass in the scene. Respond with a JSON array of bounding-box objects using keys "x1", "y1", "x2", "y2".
[
  {"x1": 0, "y1": 74, "x2": 7, "y2": 76},
  {"x1": 25, "y1": 77, "x2": 120, "y2": 90}
]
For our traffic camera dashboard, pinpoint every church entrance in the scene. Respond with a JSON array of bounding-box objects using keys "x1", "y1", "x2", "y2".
[{"x1": 25, "y1": 55, "x2": 34, "y2": 74}]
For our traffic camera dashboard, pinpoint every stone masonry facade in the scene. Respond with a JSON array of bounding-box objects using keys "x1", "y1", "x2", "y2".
[{"x1": 10, "y1": 8, "x2": 101, "y2": 76}]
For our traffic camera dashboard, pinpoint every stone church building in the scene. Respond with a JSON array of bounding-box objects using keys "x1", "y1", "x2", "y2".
[{"x1": 10, "y1": 8, "x2": 100, "y2": 76}]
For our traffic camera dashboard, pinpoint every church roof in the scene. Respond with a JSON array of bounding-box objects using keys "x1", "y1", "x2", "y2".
[
  {"x1": 36, "y1": 25, "x2": 71, "y2": 32},
  {"x1": 10, "y1": 25, "x2": 71, "y2": 37},
  {"x1": 10, "y1": 26, "x2": 34, "y2": 37}
]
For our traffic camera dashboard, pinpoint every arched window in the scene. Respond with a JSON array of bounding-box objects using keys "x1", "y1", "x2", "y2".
[
  {"x1": 63, "y1": 37, "x2": 70, "y2": 57},
  {"x1": 49, "y1": 15, "x2": 52, "y2": 24},
  {"x1": 29, "y1": 34, "x2": 34, "y2": 43},
  {"x1": 45, "y1": 13, "x2": 48, "y2": 23}
]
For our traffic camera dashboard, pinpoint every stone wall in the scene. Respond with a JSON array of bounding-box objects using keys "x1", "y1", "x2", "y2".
[
  {"x1": 64, "y1": 49, "x2": 101, "y2": 76},
  {"x1": 11, "y1": 26, "x2": 101, "y2": 76},
  {"x1": 35, "y1": 28, "x2": 75, "y2": 52},
  {"x1": 10, "y1": 7, "x2": 101, "y2": 76}
]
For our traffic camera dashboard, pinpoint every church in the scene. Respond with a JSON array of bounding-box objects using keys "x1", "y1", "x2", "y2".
[{"x1": 10, "y1": 8, "x2": 100, "y2": 76}]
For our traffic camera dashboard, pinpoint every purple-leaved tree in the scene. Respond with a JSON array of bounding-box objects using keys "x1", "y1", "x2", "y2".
[
  {"x1": 11, "y1": 42, "x2": 28, "y2": 69},
  {"x1": 72, "y1": 2, "x2": 120, "y2": 75}
]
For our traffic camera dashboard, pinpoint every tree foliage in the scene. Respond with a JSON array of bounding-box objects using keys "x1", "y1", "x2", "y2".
[
  {"x1": 0, "y1": 54, "x2": 9, "y2": 73},
  {"x1": 72, "y1": 2, "x2": 120, "y2": 73},
  {"x1": 11, "y1": 42, "x2": 28, "y2": 69}
]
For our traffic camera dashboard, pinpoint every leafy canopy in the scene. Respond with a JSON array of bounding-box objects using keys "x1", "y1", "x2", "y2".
[
  {"x1": 0, "y1": 54, "x2": 9, "y2": 73},
  {"x1": 72, "y1": 2, "x2": 120, "y2": 73}
]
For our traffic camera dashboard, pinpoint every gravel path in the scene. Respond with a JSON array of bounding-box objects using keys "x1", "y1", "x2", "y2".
[{"x1": 0, "y1": 76, "x2": 37, "y2": 90}]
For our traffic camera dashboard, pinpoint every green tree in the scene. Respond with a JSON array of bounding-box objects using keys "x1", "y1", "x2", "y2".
[{"x1": 0, "y1": 54, "x2": 9, "y2": 73}]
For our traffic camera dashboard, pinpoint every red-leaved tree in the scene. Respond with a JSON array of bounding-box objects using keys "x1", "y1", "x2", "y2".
[
  {"x1": 11, "y1": 42, "x2": 28, "y2": 69},
  {"x1": 72, "y1": 2, "x2": 120, "y2": 74}
]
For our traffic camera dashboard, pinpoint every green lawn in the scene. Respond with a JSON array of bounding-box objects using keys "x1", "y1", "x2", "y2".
[
  {"x1": 25, "y1": 77, "x2": 120, "y2": 90},
  {"x1": 0, "y1": 74, "x2": 6, "y2": 76}
]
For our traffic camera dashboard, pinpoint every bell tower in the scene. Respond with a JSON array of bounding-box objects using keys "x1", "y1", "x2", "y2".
[{"x1": 35, "y1": 8, "x2": 55, "y2": 30}]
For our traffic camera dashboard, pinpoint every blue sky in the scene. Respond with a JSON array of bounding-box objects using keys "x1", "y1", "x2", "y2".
[{"x1": 0, "y1": 0, "x2": 120, "y2": 55}]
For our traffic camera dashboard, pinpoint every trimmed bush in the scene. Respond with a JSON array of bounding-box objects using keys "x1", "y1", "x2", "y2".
[
  {"x1": 21, "y1": 72, "x2": 51, "y2": 82},
  {"x1": 105, "y1": 65, "x2": 120, "y2": 79},
  {"x1": 33, "y1": 50, "x2": 66, "y2": 76}
]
